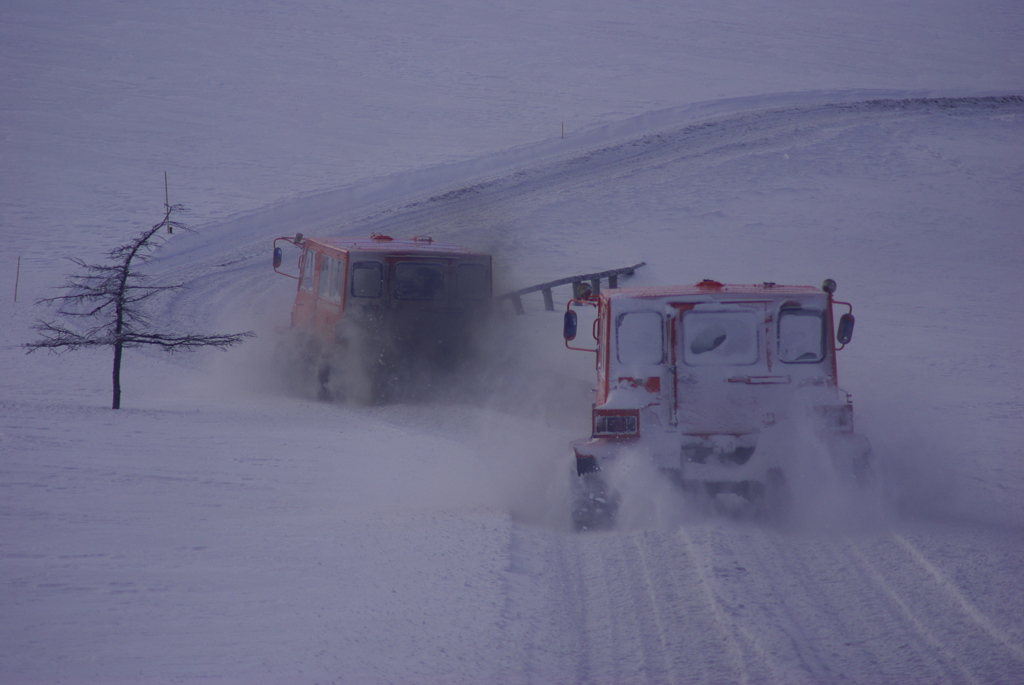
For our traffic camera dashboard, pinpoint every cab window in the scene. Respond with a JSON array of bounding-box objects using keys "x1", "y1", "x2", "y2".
[
  {"x1": 682, "y1": 310, "x2": 759, "y2": 366},
  {"x1": 616, "y1": 312, "x2": 663, "y2": 365},
  {"x1": 456, "y1": 263, "x2": 489, "y2": 300},
  {"x1": 778, "y1": 309, "x2": 825, "y2": 363},
  {"x1": 317, "y1": 255, "x2": 332, "y2": 299},
  {"x1": 299, "y1": 249, "x2": 315, "y2": 292},
  {"x1": 394, "y1": 262, "x2": 445, "y2": 300},
  {"x1": 327, "y1": 257, "x2": 345, "y2": 304},
  {"x1": 351, "y1": 262, "x2": 383, "y2": 298}
]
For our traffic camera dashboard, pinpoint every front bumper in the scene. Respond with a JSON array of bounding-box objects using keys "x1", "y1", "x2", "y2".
[{"x1": 573, "y1": 425, "x2": 871, "y2": 485}]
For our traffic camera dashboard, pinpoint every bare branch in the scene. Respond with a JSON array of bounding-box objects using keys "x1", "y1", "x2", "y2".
[
  {"x1": 25, "y1": 321, "x2": 113, "y2": 352},
  {"x1": 122, "y1": 284, "x2": 182, "y2": 305},
  {"x1": 24, "y1": 200, "x2": 255, "y2": 408},
  {"x1": 122, "y1": 330, "x2": 256, "y2": 350}
]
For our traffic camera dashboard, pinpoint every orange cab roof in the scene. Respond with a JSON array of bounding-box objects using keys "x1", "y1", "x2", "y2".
[
  {"x1": 305, "y1": 235, "x2": 485, "y2": 256},
  {"x1": 603, "y1": 281, "x2": 824, "y2": 300}
]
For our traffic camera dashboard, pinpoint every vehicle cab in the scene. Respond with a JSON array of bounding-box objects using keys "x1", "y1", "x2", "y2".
[
  {"x1": 273, "y1": 233, "x2": 492, "y2": 402},
  {"x1": 564, "y1": 279, "x2": 867, "y2": 513}
]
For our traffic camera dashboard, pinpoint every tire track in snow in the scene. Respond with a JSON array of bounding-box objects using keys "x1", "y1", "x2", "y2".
[
  {"x1": 707, "y1": 532, "x2": 865, "y2": 684},
  {"x1": 654, "y1": 524, "x2": 1007, "y2": 684},
  {"x1": 622, "y1": 531, "x2": 750, "y2": 684},
  {"x1": 563, "y1": 533, "x2": 641, "y2": 683},
  {"x1": 846, "y1": 542, "x2": 983, "y2": 685},
  {"x1": 842, "y1": 533, "x2": 1024, "y2": 683},
  {"x1": 675, "y1": 527, "x2": 754, "y2": 684},
  {"x1": 624, "y1": 534, "x2": 708, "y2": 685},
  {"x1": 565, "y1": 530, "x2": 756, "y2": 684},
  {"x1": 620, "y1": 535, "x2": 680, "y2": 683},
  {"x1": 894, "y1": 534, "x2": 1024, "y2": 664},
  {"x1": 631, "y1": 531, "x2": 768, "y2": 684},
  {"x1": 587, "y1": 534, "x2": 668, "y2": 683},
  {"x1": 566, "y1": 525, "x2": 994, "y2": 684}
]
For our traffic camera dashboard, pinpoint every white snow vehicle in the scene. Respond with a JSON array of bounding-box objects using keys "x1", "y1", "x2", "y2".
[{"x1": 563, "y1": 278, "x2": 870, "y2": 528}]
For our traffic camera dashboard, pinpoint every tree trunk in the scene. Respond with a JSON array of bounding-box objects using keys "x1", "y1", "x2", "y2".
[{"x1": 112, "y1": 341, "x2": 122, "y2": 409}]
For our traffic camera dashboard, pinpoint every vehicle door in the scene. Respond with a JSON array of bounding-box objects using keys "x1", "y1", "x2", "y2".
[
  {"x1": 609, "y1": 308, "x2": 668, "y2": 415},
  {"x1": 672, "y1": 301, "x2": 781, "y2": 433},
  {"x1": 291, "y1": 247, "x2": 318, "y2": 329},
  {"x1": 313, "y1": 253, "x2": 347, "y2": 340}
]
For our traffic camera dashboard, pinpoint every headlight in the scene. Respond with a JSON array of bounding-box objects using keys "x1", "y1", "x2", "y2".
[{"x1": 593, "y1": 410, "x2": 639, "y2": 437}]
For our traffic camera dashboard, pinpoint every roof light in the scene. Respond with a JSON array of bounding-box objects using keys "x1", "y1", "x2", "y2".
[{"x1": 822, "y1": 279, "x2": 837, "y2": 294}]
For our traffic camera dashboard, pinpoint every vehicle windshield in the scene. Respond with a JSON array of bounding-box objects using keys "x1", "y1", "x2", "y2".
[
  {"x1": 682, "y1": 309, "x2": 759, "y2": 366},
  {"x1": 778, "y1": 308, "x2": 825, "y2": 363}
]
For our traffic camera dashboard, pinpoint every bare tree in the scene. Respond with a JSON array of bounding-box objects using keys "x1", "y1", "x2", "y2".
[{"x1": 25, "y1": 201, "x2": 255, "y2": 409}]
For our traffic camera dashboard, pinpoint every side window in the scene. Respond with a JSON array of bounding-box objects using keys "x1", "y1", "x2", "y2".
[
  {"x1": 682, "y1": 310, "x2": 759, "y2": 366},
  {"x1": 351, "y1": 262, "x2": 383, "y2": 298},
  {"x1": 328, "y1": 257, "x2": 345, "y2": 304},
  {"x1": 299, "y1": 249, "x2": 315, "y2": 292},
  {"x1": 394, "y1": 262, "x2": 445, "y2": 300},
  {"x1": 456, "y1": 263, "x2": 489, "y2": 300},
  {"x1": 317, "y1": 255, "x2": 332, "y2": 299},
  {"x1": 778, "y1": 309, "x2": 824, "y2": 363},
  {"x1": 616, "y1": 312, "x2": 664, "y2": 365}
]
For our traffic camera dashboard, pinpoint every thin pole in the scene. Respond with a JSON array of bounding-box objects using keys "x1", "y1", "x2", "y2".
[
  {"x1": 164, "y1": 172, "x2": 172, "y2": 233},
  {"x1": 14, "y1": 256, "x2": 20, "y2": 302}
]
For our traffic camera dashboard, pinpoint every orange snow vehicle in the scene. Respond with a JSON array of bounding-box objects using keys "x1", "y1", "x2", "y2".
[
  {"x1": 563, "y1": 278, "x2": 870, "y2": 528},
  {"x1": 272, "y1": 233, "x2": 492, "y2": 403}
]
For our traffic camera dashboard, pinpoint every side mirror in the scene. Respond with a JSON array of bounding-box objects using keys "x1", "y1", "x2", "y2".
[
  {"x1": 837, "y1": 313, "x2": 855, "y2": 345},
  {"x1": 563, "y1": 310, "x2": 578, "y2": 341},
  {"x1": 273, "y1": 246, "x2": 283, "y2": 269}
]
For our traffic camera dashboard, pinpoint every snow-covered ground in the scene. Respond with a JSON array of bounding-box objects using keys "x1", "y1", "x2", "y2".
[{"x1": 2, "y1": 2, "x2": 1023, "y2": 683}]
